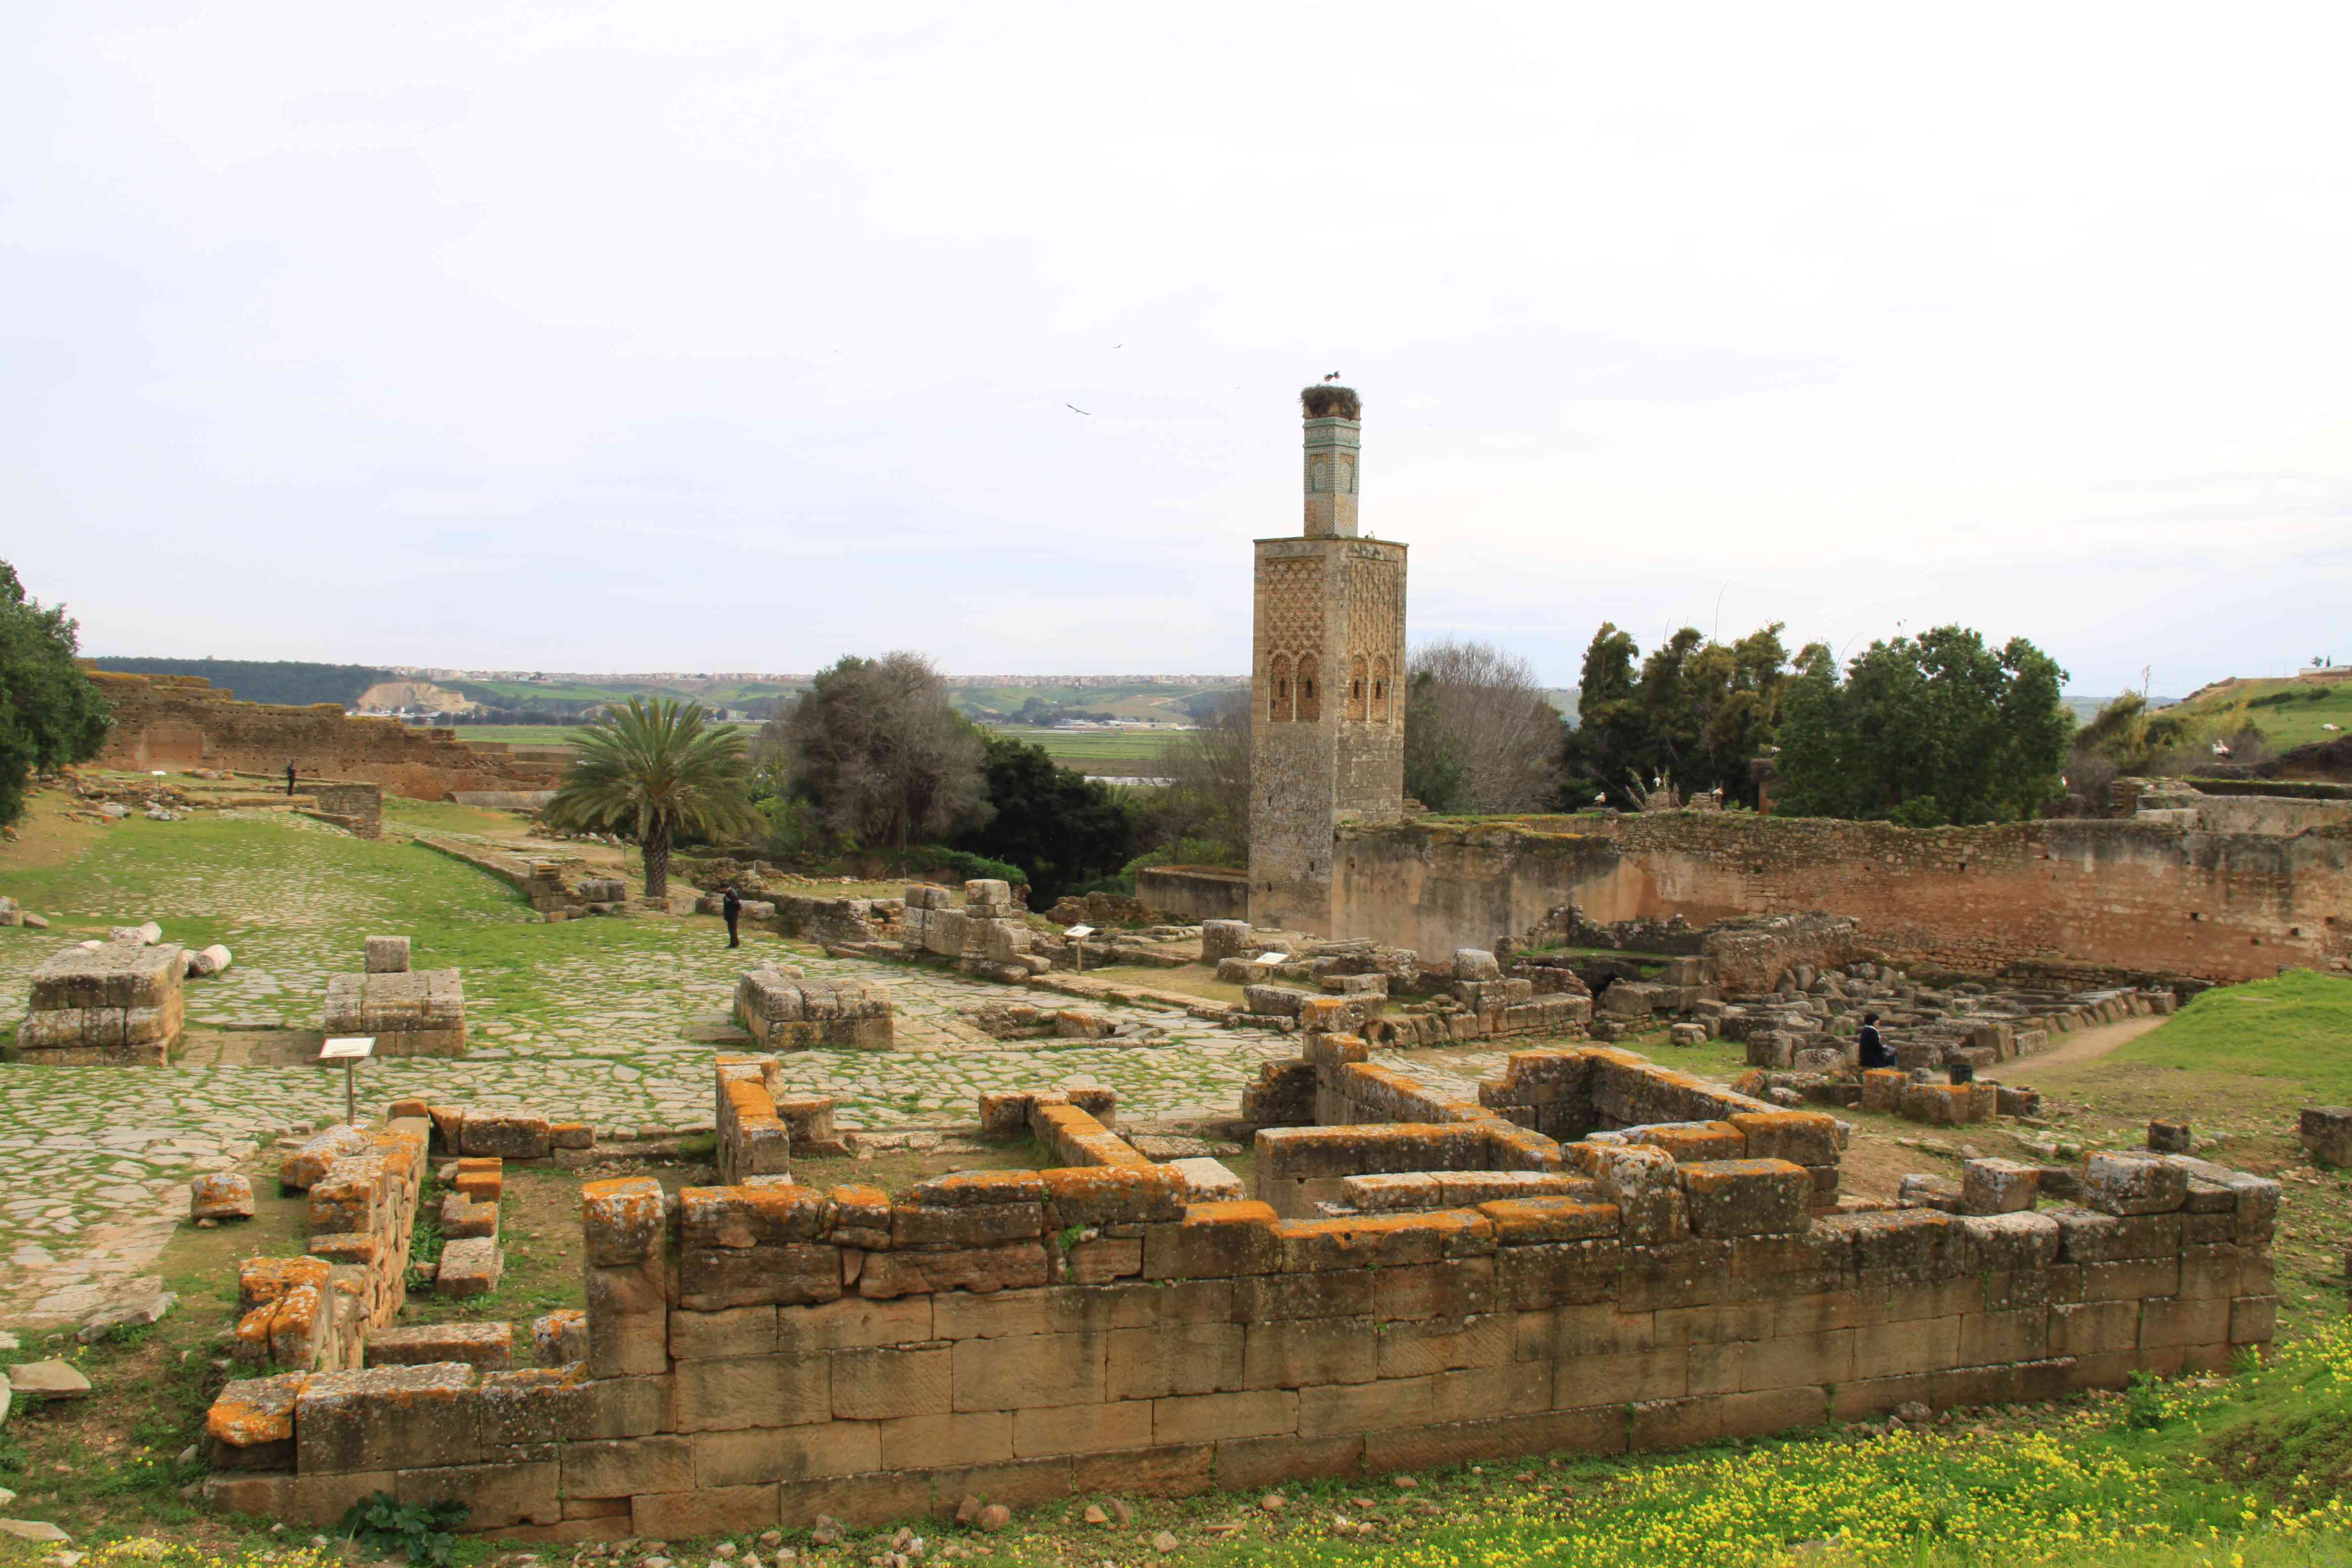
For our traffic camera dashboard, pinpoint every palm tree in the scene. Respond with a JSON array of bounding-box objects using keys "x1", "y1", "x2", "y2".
[{"x1": 543, "y1": 697, "x2": 758, "y2": 900}]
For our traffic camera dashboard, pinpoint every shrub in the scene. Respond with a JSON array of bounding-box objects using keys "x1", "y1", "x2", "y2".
[
  {"x1": 339, "y1": 1492, "x2": 468, "y2": 1566},
  {"x1": 907, "y1": 845, "x2": 1027, "y2": 889}
]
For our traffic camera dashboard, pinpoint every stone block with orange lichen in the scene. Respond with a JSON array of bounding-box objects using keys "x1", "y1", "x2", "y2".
[
  {"x1": 679, "y1": 1182, "x2": 831, "y2": 1250},
  {"x1": 441, "y1": 1190, "x2": 498, "y2": 1238},
  {"x1": 1476, "y1": 1195, "x2": 1621, "y2": 1245},
  {"x1": 293, "y1": 1362, "x2": 484, "y2": 1474},
  {"x1": 530, "y1": 1308, "x2": 588, "y2": 1367},
  {"x1": 191, "y1": 1172, "x2": 255, "y2": 1221},
  {"x1": 206, "y1": 1371, "x2": 308, "y2": 1470},
  {"x1": 452, "y1": 1155, "x2": 502, "y2": 1201},
  {"x1": 1628, "y1": 1121, "x2": 1747, "y2": 1163},
  {"x1": 1142, "y1": 1199, "x2": 1283, "y2": 1279},
  {"x1": 1041, "y1": 1163, "x2": 1188, "y2": 1228},
  {"x1": 366, "y1": 1321, "x2": 514, "y2": 1370},
  {"x1": 264, "y1": 1283, "x2": 332, "y2": 1369},
  {"x1": 1729, "y1": 1109, "x2": 1845, "y2": 1165},
  {"x1": 1277, "y1": 1210, "x2": 1494, "y2": 1273},
  {"x1": 854, "y1": 1241, "x2": 1049, "y2": 1298},
  {"x1": 460, "y1": 1110, "x2": 551, "y2": 1160},
  {"x1": 1677, "y1": 1158, "x2": 1814, "y2": 1238},
  {"x1": 280, "y1": 1124, "x2": 367, "y2": 1191},
  {"x1": 908, "y1": 1170, "x2": 1048, "y2": 1207},
  {"x1": 240, "y1": 1255, "x2": 332, "y2": 1313},
  {"x1": 582, "y1": 1176, "x2": 665, "y2": 1266},
  {"x1": 827, "y1": 1183, "x2": 892, "y2": 1248}
]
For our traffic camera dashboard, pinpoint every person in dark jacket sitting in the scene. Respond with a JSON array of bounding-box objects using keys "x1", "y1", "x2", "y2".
[{"x1": 1857, "y1": 1011, "x2": 1894, "y2": 1070}]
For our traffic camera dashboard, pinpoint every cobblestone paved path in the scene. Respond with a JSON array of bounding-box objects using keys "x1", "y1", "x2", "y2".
[{"x1": 0, "y1": 810, "x2": 1529, "y2": 1325}]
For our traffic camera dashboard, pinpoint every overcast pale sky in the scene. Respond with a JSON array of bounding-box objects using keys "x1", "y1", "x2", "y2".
[{"x1": 6, "y1": 4, "x2": 2347, "y2": 693}]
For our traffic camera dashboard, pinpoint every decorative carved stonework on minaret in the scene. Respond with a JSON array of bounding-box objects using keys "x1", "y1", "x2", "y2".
[{"x1": 1249, "y1": 385, "x2": 1407, "y2": 935}]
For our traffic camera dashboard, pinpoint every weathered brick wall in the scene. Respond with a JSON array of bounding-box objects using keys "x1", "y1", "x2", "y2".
[
  {"x1": 89, "y1": 671, "x2": 563, "y2": 801},
  {"x1": 1332, "y1": 814, "x2": 2352, "y2": 983},
  {"x1": 305, "y1": 782, "x2": 384, "y2": 840},
  {"x1": 1137, "y1": 867, "x2": 1249, "y2": 924},
  {"x1": 203, "y1": 1052, "x2": 2279, "y2": 1538}
]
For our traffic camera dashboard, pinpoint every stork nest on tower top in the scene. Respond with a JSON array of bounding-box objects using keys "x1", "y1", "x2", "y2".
[{"x1": 1300, "y1": 385, "x2": 1361, "y2": 420}]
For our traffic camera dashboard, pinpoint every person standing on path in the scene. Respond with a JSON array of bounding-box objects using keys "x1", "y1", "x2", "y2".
[
  {"x1": 722, "y1": 884, "x2": 742, "y2": 949},
  {"x1": 285, "y1": 761, "x2": 297, "y2": 796}
]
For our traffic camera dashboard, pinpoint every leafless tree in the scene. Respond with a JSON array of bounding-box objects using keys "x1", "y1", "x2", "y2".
[
  {"x1": 1149, "y1": 689, "x2": 1251, "y2": 864},
  {"x1": 768, "y1": 651, "x2": 987, "y2": 848},
  {"x1": 1405, "y1": 637, "x2": 1565, "y2": 814}
]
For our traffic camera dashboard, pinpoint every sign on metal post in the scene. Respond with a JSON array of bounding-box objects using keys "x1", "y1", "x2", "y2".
[
  {"x1": 320, "y1": 1036, "x2": 376, "y2": 1125},
  {"x1": 1064, "y1": 925, "x2": 1095, "y2": 939}
]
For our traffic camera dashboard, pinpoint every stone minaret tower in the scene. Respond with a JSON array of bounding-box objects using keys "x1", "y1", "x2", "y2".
[{"x1": 1247, "y1": 385, "x2": 1408, "y2": 934}]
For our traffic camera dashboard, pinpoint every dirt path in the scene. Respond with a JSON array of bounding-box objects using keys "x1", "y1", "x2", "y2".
[{"x1": 2024, "y1": 1013, "x2": 2168, "y2": 1073}]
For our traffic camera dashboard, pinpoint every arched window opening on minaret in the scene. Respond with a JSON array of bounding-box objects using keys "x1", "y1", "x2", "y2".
[
  {"x1": 1372, "y1": 657, "x2": 1391, "y2": 722},
  {"x1": 1297, "y1": 655, "x2": 1322, "y2": 721},
  {"x1": 1269, "y1": 654, "x2": 1294, "y2": 723},
  {"x1": 1346, "y1": 655, "x2": 1368, "y2": 721}
]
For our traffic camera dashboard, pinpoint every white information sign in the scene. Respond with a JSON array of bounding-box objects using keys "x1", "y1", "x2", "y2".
[
  {"x1": 321, "y1": 1036, "x2": 376, "y2": 1122},
  {"x1": 1251, "y1": 951, "x2": 1288, "y2": 966},
  {"x1": 1064, "y1": 925, "x2": 1095, "y2": 939}
]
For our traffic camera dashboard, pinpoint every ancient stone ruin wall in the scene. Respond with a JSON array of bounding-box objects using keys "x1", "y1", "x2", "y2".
[
  {"x1": 302, "y1": 782, "x2": 385, "y2": 840},
  {"x1": 1331, "y1": 814, "x2": 2352, "y2": 983},
  {"x1": 14, "y1": 937, "x2": 186, "y2": 1064},
  {"x1": 203, "y1": 1047, "x2": 2279, "y2": 1539},
  {"x1": 1135, "y1": 867, "x2": 1249, "y2": 925},
  {"x1": 732, "y1": 967, "x2": 893, "y2": 1053},
  {"x1": 87, "y1": 671, "x2": 563, "y2": 801},
  {"x1": 415, "y1": 837, "x2": 584, "y2": 914}
]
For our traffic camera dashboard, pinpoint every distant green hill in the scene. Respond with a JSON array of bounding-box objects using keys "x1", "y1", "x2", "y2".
[
  {"x1": 2163, "y1": 676, "x2": 2352, "y2": 750},
  {"x1": 945, "y1": 683, "x2": 1246, "y2": 724},
  {"x1": 87, "y1": 658, "x2": 394, "y2": 707}
]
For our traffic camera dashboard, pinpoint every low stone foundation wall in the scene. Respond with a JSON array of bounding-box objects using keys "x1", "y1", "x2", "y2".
[
  {"x1": 1137, "y1": 866, "x2": 1249, "y2": 924},
  {"x1": 202, "y1": 1038, "x2": 2280, "y2": 1538},
  {"x1": 449, "y1": 790, "x2": 558, "y2": 811},
  {"x1": 13, "y1": 938, "x2": 186, "y2": 1064},
  {"x1": 323, "y1": 963, "x2": 467, "y2": 1058},
  {"x1": 229, "y1": 1118, "x2": 430, "y2": 1377},
  {"x1": 414, "y1": 837, "x2": 582, "y2": 914},
  {"x1": 732, "y1": 966, "x2": 893, "y2": 1052},
  {"x1": 304, "y1": 782, "x2": 385, "y2": 840}
]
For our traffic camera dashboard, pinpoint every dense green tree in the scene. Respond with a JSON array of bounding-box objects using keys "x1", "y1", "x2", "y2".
[
  {"x1": 1557, "y1": 624, "x2": 1645, "y2": 807},
  {"x1": 1558, "y1": 622, "x2": 1791, "y2": 808},
  {"x1": 953, "y1": 735, "x2": 1139, "y2": 903},
  {"x1": 773, "y1": 652, "x2": 986, "y2": 849},
  {"x1": 543, "y1": 697, "x2": 758, "y2": 898},
  {"x1": 1774, "y1": 627, "x2": 2071, "y2": 826},
  {"x1": 0, "y1": 561, "x2": 111, "y2": 828}
]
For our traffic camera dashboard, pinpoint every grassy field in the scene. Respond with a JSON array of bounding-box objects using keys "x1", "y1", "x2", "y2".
[
  {"x1": 2166, "y1": 676, "x2": 2352, "y2": 751},
  {"x1": 2042, "y1": 969, "x2": 2352, "y2": 1110},
  {"x1": 985, "y1": 725, "x2": 1181, "y2": 776},
  {"x1": 2103, "y1": 969, "x2": 2352, "y2": 1100},
  {"x1": 423, "y1": 723, "x2": 597, "y2": 746},
  {"x1": 948, "y1": 682, "x2": 1243, "y2": 724},
  {"x1": 421, "y1": 721, "x2": 1182, "y2": 778}
]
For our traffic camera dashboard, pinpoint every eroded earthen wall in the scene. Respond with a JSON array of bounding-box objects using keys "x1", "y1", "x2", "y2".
[
  {"x1": 1330, "y1": 815, "x2": 2352, "y2": 982},
  {"x1": 89, "y1": 672, "x2": 562, "y2": 801}
]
